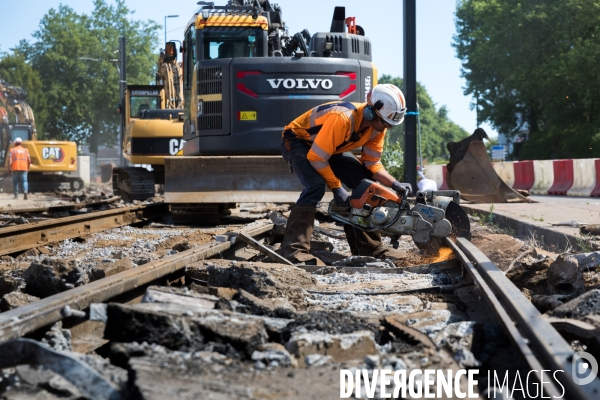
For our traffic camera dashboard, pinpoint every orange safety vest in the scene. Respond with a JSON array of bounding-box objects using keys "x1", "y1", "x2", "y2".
[
  {"x1": 10, "y1": 146, "x2": 30, "y2": 171},
  {"x1": 283, "y1": 101, "x2": 386, "y2": 189}
]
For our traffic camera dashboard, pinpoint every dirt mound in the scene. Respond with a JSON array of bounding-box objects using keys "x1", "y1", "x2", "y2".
[{"x1": 470, "y1": 232, "x2": 525, "y2": 271}]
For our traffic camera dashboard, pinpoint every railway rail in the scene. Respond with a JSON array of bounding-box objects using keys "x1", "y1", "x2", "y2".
[
  {"x1": 0, "y1": 206, "x2": 598, "y2": 399},
  {"x1": 3, "y1": 197, "x2": 122, "y2": 216},
  {"x1": 0, "y1": 202, "x2": 168, "y2": 256}
]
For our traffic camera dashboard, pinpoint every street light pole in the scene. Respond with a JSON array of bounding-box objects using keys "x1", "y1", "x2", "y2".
[
  {"x1": 119, "y1": 36, "x2": 127, "y2": 168},
  {"x1": 164, "y1": 15, "x2": 179, "y2": 45}
]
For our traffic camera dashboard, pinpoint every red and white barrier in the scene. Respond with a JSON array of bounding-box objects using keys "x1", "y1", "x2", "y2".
[
  {"x1": 422, "y1": 157, "x2": 599, "y2": 197},
  {"x1": 591, "y1": 160, "x2": 600, "y2": 197},
  {"x1": 547, "y1": 159, "x2": 574, "y2": 195},
  {"x1": 492, "y1": 161, "x2": 515, "y2": 187},
  {"x1": 425, "y1": 164, "x2": 448, "y2": 190},
  {"x1": 513, "y1": 161, "x2": 535, "y2": 191},
  {"x1": 530, "y1": 160, "x2": 554, "y2": 195},
  {"x1": 568, "y1": 159, "x2": 597, "y2": 197}
]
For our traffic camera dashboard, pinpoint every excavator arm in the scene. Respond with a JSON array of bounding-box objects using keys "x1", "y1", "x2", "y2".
[{"x1": 0, "y1": 80, "x2": 37, "y2": 139}]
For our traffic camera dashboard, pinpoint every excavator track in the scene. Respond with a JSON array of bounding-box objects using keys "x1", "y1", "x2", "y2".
[
  {"x1": 1, "y1": 174, "x2": 84, "y2": 193},
  {"x1": 112, "y1": 167, "x2": 155, "y2": 202}
]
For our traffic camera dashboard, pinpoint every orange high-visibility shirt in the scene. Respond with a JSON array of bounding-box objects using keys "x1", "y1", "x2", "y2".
[
  {"x1": 9, "y1": 147, "x2": 31, "y2": 171},
  {"x1": 283, "y1": 101, "x2": 386, "y2": 189}
]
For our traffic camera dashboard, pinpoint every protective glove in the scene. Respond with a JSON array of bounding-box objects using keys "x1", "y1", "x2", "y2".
[
  {"x1": 332, "y1": 186, "x2": 350, "y2": 207},
  {"x1": 392, "y1": 181, "x2": 412, "y2": 197}
]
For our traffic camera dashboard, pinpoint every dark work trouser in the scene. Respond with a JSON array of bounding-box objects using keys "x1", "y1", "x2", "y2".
[
  {"x1": 280, "y1": 138, "x2": 373, "y2": 205},
  {"x1": 280, "y1": 138, "x2": 382, "y2": 256}
]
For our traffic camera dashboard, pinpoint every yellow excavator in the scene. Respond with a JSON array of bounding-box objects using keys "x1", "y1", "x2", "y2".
[
  {"x1": 0, "y1": 80, "x2": 82, "y2": 192},
  {"x1": 112, "y1": 43, "x2": 184, "y2": 201}
]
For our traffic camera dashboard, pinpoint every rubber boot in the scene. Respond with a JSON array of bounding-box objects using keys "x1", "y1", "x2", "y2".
[
  {"x1": 281, "y1": 205, "x2": 324, "y2": 265},
  {"x1": 24, "y1": 193, "x2": 28, "y2": 200},
  {"x1": 343, "y1": 224, "x2": 359, "y2": 255},
  {"x1": 354, "y1": 229, "x2": 407, "y2": 260}
]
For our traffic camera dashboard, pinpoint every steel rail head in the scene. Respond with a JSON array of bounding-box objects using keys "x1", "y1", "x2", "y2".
[
  {"x1": 445, "y1": 237, "x2": 564, "y2": 398},
  {"x1": 0, "y1": 220, "x2": 274, "y2": 342},
  {"x1": 3, "y1": 197, "x2": 121, "y2": 216},
  {"x1": 0, "y1": 203, "x2": 169, "y2": 256},
  {"x1": 453, "y1": 236, "x2": 600, "y2": 400}
]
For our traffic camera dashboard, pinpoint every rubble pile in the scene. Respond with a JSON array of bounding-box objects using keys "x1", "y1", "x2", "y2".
[{"x1": 2, "y1": 210, "x2": 576, "y2": 399}]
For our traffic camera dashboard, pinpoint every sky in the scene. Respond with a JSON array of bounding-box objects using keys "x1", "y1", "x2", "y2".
[{"x1": 0, "y1": 0, "x2": 497, "y2": 138}]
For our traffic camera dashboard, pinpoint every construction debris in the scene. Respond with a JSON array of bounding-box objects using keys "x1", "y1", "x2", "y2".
[{"x1": 547, "y1": 254, "x2": 585, "y2": 296}]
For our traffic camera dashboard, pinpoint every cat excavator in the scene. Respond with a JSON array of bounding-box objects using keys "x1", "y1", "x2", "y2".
[
  {"x1": 112, "y1": 43, "x2": 185, "y2": 201},
  {"x1": 0, "y1": 80, "x2": 82, "y2": 192}
]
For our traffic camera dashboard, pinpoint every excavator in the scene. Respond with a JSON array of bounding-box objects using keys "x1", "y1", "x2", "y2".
[
  {"x1": 164, "y1": 0, "x2": 377, "y2": 224},
  {"x1": 0, "y1": 80, "x2": 82, "y2": 192},
  {"x1": 112, "y1": 43, "x2": 185, "y2": 201},
  {"x1": 154, "y1": 0, "x2": 475, "y2": 254}
]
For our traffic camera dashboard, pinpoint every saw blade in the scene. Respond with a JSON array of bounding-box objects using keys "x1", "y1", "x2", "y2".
[{"x1": 444, "y1": 200, "x2": 471, "y2": 240}]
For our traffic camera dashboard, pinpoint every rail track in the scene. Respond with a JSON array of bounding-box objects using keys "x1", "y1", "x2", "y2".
[
  {"x1": 0, "y1": 201, "x2": 168, "y2": 256},
  {"x1": 0, "y1": 205, "x2": 598, "y2": 399}
]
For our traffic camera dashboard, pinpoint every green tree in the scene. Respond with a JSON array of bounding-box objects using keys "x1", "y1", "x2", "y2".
[
  {"x1": 0, "y1": 51, "x2": 47, "y2": 135},
  {"x1": 454, "y1": 0, "x2": 600, "y2": 159},
  {"x1": 378, "y1": 75, "x2": 469, "y2": 177},
  {"x1": 15, "y1": 0, "x2": 160, "y2": 152}
]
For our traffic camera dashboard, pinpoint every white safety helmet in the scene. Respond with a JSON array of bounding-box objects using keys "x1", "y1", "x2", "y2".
[
  {"x1": 14, "y1": 137, "x2": 22, "y2": 144},
  {"x1": 366, "y1": 84, "x2": 407, "y2": 125}
]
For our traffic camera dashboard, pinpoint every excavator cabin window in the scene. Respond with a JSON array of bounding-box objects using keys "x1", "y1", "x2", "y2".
[
  {"x1": 202, "y1": 27, "x2": 264, "y2": 60},
  {"x1": 130, "y1": 97, "x2": 160, "y2": 118},
  {"x1": 10, "y1": 127, "x2": 31, "y2": 142}
]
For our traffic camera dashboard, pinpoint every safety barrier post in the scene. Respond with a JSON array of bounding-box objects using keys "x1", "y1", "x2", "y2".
[
  {"x1": 591, "y1": 159, "x2": 600, "y2": 197},
  {"x1": 512, "y1": 161, "x2": 535, "y2": 191},
  {"x1": 567, "y1": 158, "x2": 596, "y2": 197},
  {"x1": 492, "y1": 161, "x2": 515, "y2": 188},
  {"x1": 531, "y1": 160, "x2": 555, "y2": 195},
  {"x1": 547, "y1": 159, "x2": 574, "y2": 195},
  {"x1": 425, "y1": 164, "x2": 448, "y2": 190}
]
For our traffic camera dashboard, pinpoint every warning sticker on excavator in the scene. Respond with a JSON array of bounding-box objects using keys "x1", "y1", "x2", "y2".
[{"x1": 239, "y1": 111, "x2": 257, "y2": 120}]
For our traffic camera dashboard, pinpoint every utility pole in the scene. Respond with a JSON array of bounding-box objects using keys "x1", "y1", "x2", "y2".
[
  {"x1": 119, "y1": 36, "x2": 127, "y2": 168},
  {"x1": 164, "y1": 15, "x2": 179, "y2": 45},
  {"x1": 403, "y1": 0, "x2": 417, "y2": 191}
]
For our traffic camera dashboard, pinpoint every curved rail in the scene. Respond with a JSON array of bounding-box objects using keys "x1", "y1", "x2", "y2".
[{"x1": 448, "y1": 237, "x2": 600, "y2": 400}]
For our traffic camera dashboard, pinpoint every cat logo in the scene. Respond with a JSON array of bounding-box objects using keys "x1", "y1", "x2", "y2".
[
  {"x1": 42, "y1": 147, "x2": 65, "y2": 162},
  {"x1": 169, "y1": 139, "x2": 186, "y2": 155}
]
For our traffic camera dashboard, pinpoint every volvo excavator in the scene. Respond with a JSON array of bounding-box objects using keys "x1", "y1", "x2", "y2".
[
  {"x1": 163, "y1": 1, "x2": 378, "y2": 223},
  {"x1": 112, "y1": 43, "x2": 185, "y2": 201},
  {"x1": 0, "y1": 80, "x2": 82, "y2": 192},
  {"x1": 155, "y1": 0, "x2": 473, "y2": 254}
]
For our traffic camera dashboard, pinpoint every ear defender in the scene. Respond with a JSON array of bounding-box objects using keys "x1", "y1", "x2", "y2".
[{"x1": 362, "y1": 100, "x2": 384, "y2": 121}]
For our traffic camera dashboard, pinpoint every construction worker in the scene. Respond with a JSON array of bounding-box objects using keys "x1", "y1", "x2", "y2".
[
  {"x1": 280, "y1": 83, "x2": 412, "y2": 264},
  {"x1": 9, "y1": 137, "x2": 31, "y2": 200}
]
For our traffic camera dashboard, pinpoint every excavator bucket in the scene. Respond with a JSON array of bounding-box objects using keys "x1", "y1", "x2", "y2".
[{"x1": 446, "y1": 129, "x2": 533, "y2": 203}]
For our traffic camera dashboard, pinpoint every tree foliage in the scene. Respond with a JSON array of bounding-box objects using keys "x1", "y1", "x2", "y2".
[
  {"x1": 454, "y1": 0, "x2": 600, "y2": 159},
  {"x1": 8, "y1": 0, "x2": 160, "y2": 152},
  {"x1": 378, "y1": 75, "x2": 469, "y2": 178}
]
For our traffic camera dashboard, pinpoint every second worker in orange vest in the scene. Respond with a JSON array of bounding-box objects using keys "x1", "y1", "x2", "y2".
[
  {"x1": 280, "y1": 84, "x2": 412, "y2": 264},
  {"x1": 9, "y1": 137, "x2": 31, "y2": 200}
]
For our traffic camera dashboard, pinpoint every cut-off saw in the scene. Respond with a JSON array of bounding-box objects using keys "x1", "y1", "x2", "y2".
[{"x1": 328, "y1": 179, "x2": 471, "y2": 255}]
